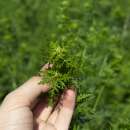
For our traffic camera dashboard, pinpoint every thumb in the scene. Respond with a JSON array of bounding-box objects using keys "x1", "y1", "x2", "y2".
[
  {"x1": 16, "y1": 76, "x2": 49, "y2": 105},
  {"x1": 18, "y1": 76, "x2": 49, "y2": 99},
  {"x1": 17, "y1": 63, "x2": 52, "y2": 105},
  {"x1": 3, "y1": 76, "x2": 49, "y2": 108}
]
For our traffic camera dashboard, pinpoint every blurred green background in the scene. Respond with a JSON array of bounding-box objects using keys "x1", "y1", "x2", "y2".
[{"x1": 0, "y1": 0, "x2": 130, "y2": 130}]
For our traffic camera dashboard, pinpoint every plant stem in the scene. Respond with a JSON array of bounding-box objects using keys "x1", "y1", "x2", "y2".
[{"x1": 92, "y1": 85, "x2": 105, "y2": 112}]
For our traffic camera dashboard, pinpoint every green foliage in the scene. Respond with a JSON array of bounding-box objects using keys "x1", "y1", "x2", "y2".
[
  {"x1": 0, "y1": 0, "x2": 130, "y2": 130},
  {"x1": 39, "y1": 2, "x2": 90, "y2": 128},
  {"x1": 40, "y1": 43, "x2": 79, "y2": 105}
]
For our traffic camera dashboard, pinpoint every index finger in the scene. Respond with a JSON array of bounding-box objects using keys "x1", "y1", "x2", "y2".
[{"x1": 55, "y1": 89, "x2": 76, "y2": 130}]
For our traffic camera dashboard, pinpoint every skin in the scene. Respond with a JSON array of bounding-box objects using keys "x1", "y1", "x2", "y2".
[{"x1": 0, "y1": 66, "x2": 76, "y2": 130}]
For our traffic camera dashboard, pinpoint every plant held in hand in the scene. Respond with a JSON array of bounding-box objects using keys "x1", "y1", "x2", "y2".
[{"x1": 40, "y1": 42, "x2": 79, "y2": 105}]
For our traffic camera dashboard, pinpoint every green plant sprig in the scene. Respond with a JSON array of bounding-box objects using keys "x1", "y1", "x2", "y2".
[
  {"x1": 39, "y1": 1, "x2": 90, "y2": 129},
  {"x1": 40, "y1": 42, "x2": 79, "y2": 105}
]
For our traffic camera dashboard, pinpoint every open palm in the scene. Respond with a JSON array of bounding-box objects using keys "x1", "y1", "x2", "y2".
[{"x1": 0, "y1": 76, "x2": 76, "y2": 130}]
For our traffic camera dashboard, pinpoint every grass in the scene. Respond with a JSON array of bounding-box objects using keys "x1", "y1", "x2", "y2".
[{"x1": 0, "y1": 0, "x2": 130, "y2": 129}]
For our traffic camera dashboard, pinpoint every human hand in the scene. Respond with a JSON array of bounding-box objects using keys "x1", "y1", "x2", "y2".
[{"x1": 0, "y1": 75, "x2": 76, "y2": 130}]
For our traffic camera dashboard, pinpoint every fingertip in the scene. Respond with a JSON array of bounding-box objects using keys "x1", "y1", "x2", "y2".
[
  {"x1": 41, "y1": 63, "x2": 53, "y2": 71},
  {"x1": 65, "y1": 89, "x2": 76, "y2": 98},
  {"x1": 62, "y1": 89, "x2": 76, "y2": 109},
  {"x1": 41, "y1": 84, "x2": 50, "y2": 92}
]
